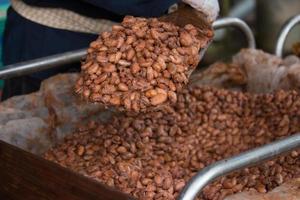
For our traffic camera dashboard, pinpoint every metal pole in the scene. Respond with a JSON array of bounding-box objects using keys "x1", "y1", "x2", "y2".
[
  {"x1": 213, "y1": 17, "x2": 256, "y2": 49},
  {"x1": 275, "y1": 14, "x2": 300, "y2": 58},
  {"x1": 177, "y1": 133, "x2": 300, "y2": 200},
  {"x1": 0, "y1": 18, "x2": 255, "y2": 79},
  {"x1": 0, "y1": 49, "x2": 86, "y2": 79}
]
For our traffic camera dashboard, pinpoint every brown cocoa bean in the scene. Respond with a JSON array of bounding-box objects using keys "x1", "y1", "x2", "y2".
[
  {"x1": 145, "y1": 89, "x2": 158, "y2": 98},
  {"x1": 87, "y1": 64, "x2": 98, "y2": 75},
  {"x1": 77, "y1": 16, "x2": 210, "y2": 113},
  {"x1": 150, "y1": 93, "x2": 167, "y2": 105},
  {"x1": 128, "y1": 62, "x2": 140, "y2": 74},
  {"x1": 118, "y1": 60, "x2": 131, "y2": 67},
  {"x1": 147, "y1": 67, "x2": 154, "y2": 81},
  {"x1": 154, "y1": 175, "x2": 163, "y2": 186},
  {"x1": 77, "y1": 146, "x2": 85, "y2": 156},
  {"x1": 163, "y1": 177, "x2": 173, "y2": 190},
  {"x1": 95, "y1": 74, "x2": 107, "y2": 84},
  {"x1": 179, "y1": 31, "x2": 193, "y2": 46},
  {"x1": 127, "y1": 48, "x2": 135, "y2": 61},
  {"x1": 83, "y1": 89, "x2": 91, "y2": 98},
  {"x1": 50, "y1": 83, "x2": 300, "y2": 200},
  {"x1": 174, "y1": 180, "x2": 185, "y2": 192},
  {"x1": 103, "y1": 63, "x2": 116, "y2": 73},
  {"x1": 97, "y1": 55, "x2": 108, "y2": 63},
  {"x1": 110, "y1": 96, "x2": 121, "y2": 106},
  {"x1": 118, "y1": 83, "x2": 129, "y2": 91}
]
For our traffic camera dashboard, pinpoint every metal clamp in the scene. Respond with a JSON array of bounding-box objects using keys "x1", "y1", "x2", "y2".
[
  {"x1": 177, "y1": 133, "x2": 300, "y2": 200},
  {"x1": 213, "y1": 17, "x2": 256, "y2": 49},
  {"x1": 275, "y1": 14, "x2": 300, "y2": 58}
]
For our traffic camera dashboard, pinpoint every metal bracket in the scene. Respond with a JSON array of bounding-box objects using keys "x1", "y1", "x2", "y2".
[
  {"x1": 275, "y1": 14, "x2": 300, "y2": 58},
  {"x1": 0, "y1": 18, "x2": 255, "y2": 79},
  {"x1": 177, "y1": 133, "x2": 300, "y2": 200}
]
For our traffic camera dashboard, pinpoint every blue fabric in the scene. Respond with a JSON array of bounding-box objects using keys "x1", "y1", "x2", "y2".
[
  {"x1": 2, "y1": 8, "x2": 98, "y2": 99},
  {"x1": 3, "y1": 7, "x2": 98, "y2": 78},
  {"x1": 23, "y1": 0, "x2": 179, "y2": 18},
  {"x1": 84, "y1": 0, "x2": 179, "y2": 17}
]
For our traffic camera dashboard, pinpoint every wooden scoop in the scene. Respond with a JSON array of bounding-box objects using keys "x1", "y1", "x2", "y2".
[
  {"x1": 160, "y1": 3, "x2": 213, "y2": 40},
  {"x1": 159, "y1": 3, "x2": 214, "y2": 76}
]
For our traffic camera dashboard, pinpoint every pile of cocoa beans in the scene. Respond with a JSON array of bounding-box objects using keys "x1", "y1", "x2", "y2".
[
  {"x1": 44, "y1": 86, "x2": 300, "y2": 200},
  {"x1": 75, "y1": 16, "x2": 212, "y2": 112}
]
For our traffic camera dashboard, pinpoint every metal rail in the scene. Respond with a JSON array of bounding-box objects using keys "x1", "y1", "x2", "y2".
[
  {"x1": 177, "y1": 133, "x2": 300, "y2": 200},
  {"x1": 212, "y1": 17, "x2": 256, "y2": 49},
  {"x1": 275, "y1": 14, "x2": 300, "y2": 57},
  {"x1": 0, "y1": 18, "x2": 255, "y2": 79},
  {"x1": 0, "y1": 49, "x2": 86, "y2": 79}
]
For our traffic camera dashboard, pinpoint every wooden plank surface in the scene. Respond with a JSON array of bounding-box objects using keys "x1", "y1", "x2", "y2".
[{"x1": 0, "y1": 140, "x2": 135, "y2": 200}]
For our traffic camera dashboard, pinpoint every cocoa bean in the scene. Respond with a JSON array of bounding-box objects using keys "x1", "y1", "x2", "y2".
[{"x1": 75, "y1": 16, "x2": 208, "y2": 112}]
